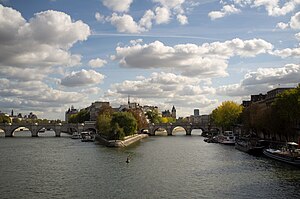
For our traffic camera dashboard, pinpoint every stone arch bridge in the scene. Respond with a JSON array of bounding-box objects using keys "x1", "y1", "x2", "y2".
[
  {"x1": 148, "y1": 122, "x2": 218, "y2": 136},
  {"x1": 0, "y1": 122, "x2": 97, "y2": 137}
]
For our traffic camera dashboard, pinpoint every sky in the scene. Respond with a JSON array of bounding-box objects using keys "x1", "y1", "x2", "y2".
[{"x1": 0, "y1": 0, "x2": 299, "y2": 120}]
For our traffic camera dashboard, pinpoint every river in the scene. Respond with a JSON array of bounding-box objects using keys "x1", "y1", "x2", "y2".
[{"x1": 0, "y1": 130, "x2": 299, "y2": 199}]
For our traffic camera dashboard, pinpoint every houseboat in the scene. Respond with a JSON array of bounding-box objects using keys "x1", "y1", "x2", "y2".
[
  {"x1": 217, "y1": 131, "x2": 235, "y2": 145},
  {"x1": 263, "y1": 142, "x2": 300, "y2": 166}
]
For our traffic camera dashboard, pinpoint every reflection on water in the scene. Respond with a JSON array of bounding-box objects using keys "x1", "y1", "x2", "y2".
[{"x1": 0, "y1": 130, "x2": 299, "y2": 199}]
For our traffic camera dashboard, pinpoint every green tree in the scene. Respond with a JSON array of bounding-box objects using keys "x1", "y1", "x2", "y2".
[
  {"x1": 211, "y1": 101, "x2": 243, "y2": 131},
  {"x1": 96, "y1": 112, "x2": 112, "y2": 137},
  {"x1": 68, "y1": 109, "x2": 90, "y2": 123},
  {"x1": 272, "y1": 85, "x2": 300, "y2": 140},
  {"x1": 0, "y1": 115, "x2": 11, "y2": 123},
  {"x1": 111, "y1": 112, "x2": 137, "y2": 136},
  {"x1": 146, "y1": 110, "x2": 161, "y2": 124}
]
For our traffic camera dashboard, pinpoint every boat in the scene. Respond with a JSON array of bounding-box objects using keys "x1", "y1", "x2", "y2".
[
  {"x1": 263, "y1": 142, "x2": 300, "y2": 166},
  {"x1": 81, "y1": 131, "x2": 95, "y2": 142},
  {"x1": 217, "y1": 131, "x2": 235, "y2": 145},
  {"x1": 71, "y1": 132, "x2": 81, "y2": 139},
  {"x1": 235, "y1": 138, "x2": 266, "y2": 155},
  {"x1": 38, "y1": 128, "x2": 46, "y2": 133}
]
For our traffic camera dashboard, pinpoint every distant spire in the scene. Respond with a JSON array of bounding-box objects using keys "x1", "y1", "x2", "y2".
[
  {"x1": 11, "y1": 109, "x2": 14, "y2": 117},
  {"x1": 128, "y1": 95, "x2": 130, "y2": 105}
]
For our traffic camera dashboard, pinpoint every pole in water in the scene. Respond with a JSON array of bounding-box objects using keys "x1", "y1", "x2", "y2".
[{"x1": 126, "y1": 155, "x2": 130, "y2": 163}]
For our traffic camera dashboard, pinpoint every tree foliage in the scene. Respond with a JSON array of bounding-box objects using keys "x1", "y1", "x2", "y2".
[
  {"x1": 68, "y1": 109, "x2": 90, "y2": 123},
  {"x1": 128, "y1": 108, "x2": 148, "y2": 130},
  {"x1": 211, "y1": 101, "x2": 243, "y2": 131},
  {"x1": 0, "y1": 115, "x2": 11, "y2": 123},
  {"x1": 111, "y1": 112, "x2": 137, "y2": 137},
  {"x1": 146, "y1": 110, "x2": 161, "y2": 124}
]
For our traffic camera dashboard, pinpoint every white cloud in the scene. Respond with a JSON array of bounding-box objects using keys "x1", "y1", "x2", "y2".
[
  {"x1": 0, "y1": 5, "x2": 90, "y2": 68},
  {"x1": 290, "y1": 12, "x2": 300, "y2": 29},
  {"x1": 112, "y1": 38, "x2": 273, "y2": 77},
  {"x1": 106, "y1": 72, "x2": 217, "y2": 111},
  {"x1": 177, "y1": 14, "x2": 188, "y2": 25},
  {"x1": 139, "y1": 10, "x2": 155, "y2": 30},
  {"x1": 153, "y1": 0, "x2": 185, "y2": 9},
  {"x1": 107, "y1": 13, "x2": 145, "y2": 33},
  {"x1": 95, "y1": 12, "x2": 105, "y2": 22},
  {"x1": 208, "y1": 4, "x2": 241, "y2": 20},
  {"x1": 271, "y1": 47, "x2": 300, "y2": 58},
  {"x1": 61, "y1": 69, "x2": 105, "y2": 87},
  {"x1": 217, "y1": 63, "x2": 300, "y2": 96},
  {"x1": 276, "y1": 22, "x2": 289, "y2": 30},
  {"x1": 0, "y1": 79, "x2": 86, "y2": 109},
  {"x1": 155, "y1": 7, "x2": 171, "y2": 24},
  {"x1": 102, "y1": 0, "x2": 133, "y2": 12},
  {"x1": 88, "y1": 58, "x2": 107, "y2": 68},
  {"x1": 295, "y1": 32, "x2": 300, "y2": 41},
  {"x1": 252, "y1": 0, "x2": 300, "y2": 17}
]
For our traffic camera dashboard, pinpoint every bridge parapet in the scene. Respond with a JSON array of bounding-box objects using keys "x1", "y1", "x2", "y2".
[
  {"x1": 0, "y1": 122, "x2": 97, "y2": 137},
  {"x1": 148, "y1": 122, "x2": 216, "y2": 136}
]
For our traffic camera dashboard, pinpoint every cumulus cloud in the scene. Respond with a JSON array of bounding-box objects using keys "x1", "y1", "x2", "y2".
[
  {"x1": 61, "y1": 69, "x2": 105, "y2": 87},
  {"x1": 88, "y1": 58, "x2": 107, "y2": 68},
  {"x1": 155, "y1": 7, "x2": 170, "y2": 24},
  {"x1": 0, "y1": 5, "x2": 90, "y2": 68},
  {"x1": 276, "y1": 22, "x2": 289, "y2": 30},
  {"x1": 271, "y1": 47, "x2": 300, "y2": 58},
  {"x1": 208, "y1": 4, "x2": 241, "y2": 20},
  {"x1": 295, "y1": 32, "x2": 300, "y2": 41},
  {"x1": 102, "y1": 0, "x2": 133, "y2": 12},
  {"x1": 177, "y1": 14, "x2": 188, "y2": 25},
  {"x1": 217, "y1": 63, "x2": 300, "y2": 97},
  {"x1": 0, "y1": 79, "x2": 86, "y2": 109},
  {"x1": 276, "y1": 12, "x2": 300, "y2": 30},
  {"x1": 112, "y1": 38, "x2": 273, "y2": 77},
  {"x1": 107, "y1": 13, "x2": 145, "y2": 33},
  {"x1": 95, "y1": 12, "x2": 105, "y2": 22},
  {"x1": 106, "y1": 72, "x2": 217, "y2": 110},
  {"x1": 290, "y1": 12, "x2": 300, "y2": 29}
]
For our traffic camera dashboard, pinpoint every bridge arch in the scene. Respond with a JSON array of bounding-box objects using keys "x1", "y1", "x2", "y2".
[{"x1": 153, "y1": 127, "x2": 168, "y2": 136}]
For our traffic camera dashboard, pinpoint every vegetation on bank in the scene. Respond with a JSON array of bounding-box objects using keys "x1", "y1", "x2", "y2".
[
  {"x1": 145, "y1": 110, "x2": 176, "y2": 124},
  {"x1": 68, "y1": 109, "x2": 90, "y2": 123},
  {"x1": 96, "y1": 107, "x2": 138, "y2": 140},
  {"x1": 242, "y1": 85, "x2": 300, "y2": 141},
  {"x1": 211, "y1": 85, "x2": 300, "y2": 141},
  {"x1": 211, "y1": 101, "x2": 243, "y2": 131},
  {"x1": 0, "y1": 115, "x2": 11, "y2": 123}
]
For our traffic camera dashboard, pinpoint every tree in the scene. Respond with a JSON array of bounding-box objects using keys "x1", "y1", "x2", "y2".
[
  {"x1": 128, "y1": 108, "x2": 148, "y2": 130},
  {"x1": 111, "y1": 112, "x2": 137, "y2": 136},
  {"x1": 146, "y1": 110, "x2": 161, "y2": 124},
  {"x1": 211, "y1": 101, "x2": 243, "y2": 131},
  {"x1": 68, "y1": 109, "x2": 90, "y2": 123},
  {"x1": 272, "y1": 85, "x2": 300, "y2": 141},
  {"x1": 0, "y1": 115, "x2": 11, "y2": 123},
  {"x1": 96, "y1": 112, "x2": 112, "y2": 137}
]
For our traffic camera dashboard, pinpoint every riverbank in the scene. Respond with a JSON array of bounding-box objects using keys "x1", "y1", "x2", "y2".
[{"x1": 96, "y1": 134, "x2": 149, "y2": 147}]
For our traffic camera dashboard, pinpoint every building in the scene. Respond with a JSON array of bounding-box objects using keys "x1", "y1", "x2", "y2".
[
  {"x1": 65, "y1": 106, "x2": 78, "y2": 123},
  {"x1": 194, "y1": 109, "x2": 199, "y2": 116},
  {"x1": 88, "y1": 101, "x2": 110, "y2": 121},
  {"x1": 162, "y1": 106, "x2": 176, "y2": 119},
  {"x1": 242, "y1": 87, "x2": 293, "y2": 107}
]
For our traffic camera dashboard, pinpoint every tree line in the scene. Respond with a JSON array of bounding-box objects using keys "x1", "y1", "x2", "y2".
[{"x1": 211, "y1": 84, "x2": 300, "y2": 141}]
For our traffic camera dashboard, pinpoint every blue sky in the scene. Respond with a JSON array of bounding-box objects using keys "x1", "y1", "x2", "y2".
[{"x1": 0, "y1": 0, "x2": 299, "y2": 120}]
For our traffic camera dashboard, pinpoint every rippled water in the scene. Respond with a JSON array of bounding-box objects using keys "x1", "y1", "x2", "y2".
[{"x1": 0, "y1": 130, "x2": 299, "y2": 199}]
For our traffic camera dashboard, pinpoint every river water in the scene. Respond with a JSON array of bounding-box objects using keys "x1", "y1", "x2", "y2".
[{"x1": 0, "y1": 130, "x2": 299, "y2": 199}]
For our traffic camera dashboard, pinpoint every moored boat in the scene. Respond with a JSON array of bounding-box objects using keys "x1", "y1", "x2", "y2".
[
  {"x1": 71, "y1": 132, "x2": 81, "y2": 139},
  {"x1": 217, "y1": 131, "x2": 235, "y2": 145},
  {"x1": 81, "y1": 131, "x2": 95, "y2": 142},
  {"x1": 263, "y1": 142, "x2": 300, "y2": 166},
  {"x1": 235, "y1": 138, "x2": 265, "y2": 155}
]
